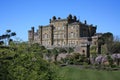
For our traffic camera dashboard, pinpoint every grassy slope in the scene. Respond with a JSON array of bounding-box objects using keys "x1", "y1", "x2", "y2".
[{"x1": 59, "y1": 66, "x2": 120, "y2": 80}]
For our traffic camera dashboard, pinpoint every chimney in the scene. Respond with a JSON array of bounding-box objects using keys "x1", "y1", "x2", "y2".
[
  {"x1": 31, "y1": 27, "x2": 34, "y2": 33},
  {"x1": 84, "y1": 20, "x2": 87, "y2": 24}
]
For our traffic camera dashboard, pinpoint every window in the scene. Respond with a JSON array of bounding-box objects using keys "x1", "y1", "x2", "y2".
[
  {"x1": 71, "y1": 26, "x2": 74, "y2": 29},
  {"x1": 76, "y1": 33, "x2": 78, "y2": 37},
  {"x1": 68, "y1": 33, "x2": 70, "y2": 38},
  {"x1": 62, "y1": 34, "x2": 64, "y2": 38},
  {"x1": 54, "y1": 41, "x2": 57, "y2": 45},
  {"x1": 54, "y1": 35, "x2": 57, "y2": 39},
  {"x1": 71, "y1": 32, "x2": 74, "y2": 38},
  {"x1": 54, "y1": 27, "x2": 56, "y2": 30},
  {"x1": 57, "y1": 41, "x2": 60, "y2": 46},
  {"x1": 64, "y1": 34, "x2": 65, "y2": 38},
  {"x1": 82, "y1": 50, "x2": 85, "y2": 54},
  {"x1": 76, "y1": 41, "x2": 78, "y2": 45},
  {"x1": 45, "y1": 34, "x2": 47, "y2": 38},
  {"x1": 63, "y1": 42, "x2": 65, "y2": 46},
  {"x1": 58, "y1": 27, "x2": 60, "y2": 30},
  {"x1": 63, "y1": 26, "x2": 65, "y2": 30},
  {"x1": 57, "y1": 34, "x2": 60, "y2": 39}
]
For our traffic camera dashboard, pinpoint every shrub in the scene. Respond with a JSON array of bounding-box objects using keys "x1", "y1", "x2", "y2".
[
  {"x1": 0, "y1": 43, "x2": 61, "y2": 80},
  {"x1": 63, "y1": 53, "x2": 88, "y2": 65}
]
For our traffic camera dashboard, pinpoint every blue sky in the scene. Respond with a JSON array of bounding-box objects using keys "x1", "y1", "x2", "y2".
[{"x1": 0, "y1": 0, "x2": 120, "y2": 41}]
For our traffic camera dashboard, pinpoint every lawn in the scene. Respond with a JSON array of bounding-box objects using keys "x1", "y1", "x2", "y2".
[{"x1": 58, "y1": 66, "x2": 120, "y2": 80}]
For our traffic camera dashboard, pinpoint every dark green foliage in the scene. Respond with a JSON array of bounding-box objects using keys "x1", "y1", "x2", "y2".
[
  {"x1": 107, "y1": 55, "x2": 114, "y2": 67},
  {"x1": 68, "y1": 47, "x2": 74, "y2": 53},
  {"x1": 59, "y1": 48, "x2": 67, "y2": 53},
  {"x1": 29, "y1": 43, "x2": 46, "y2": 58},
  {"x1": 102, "y1": 32, "x2": 113, "y2": 42},
  {"x1": 0, "y1": 41, "x2": 4, "y2": 45},
  {"x1": 0, "y1": 42, "x2": 61, "y2": 80},
  {"x1": 52, "y1": 47, "x2": 59, "y2": 61},
  {"x1": 64, "y1": 47, "x2": 74, "y2": 54},
  {"x1": 0, "y1": 29, "x2": 16, "y2": 45},
  {"x1": 64, "y1": 53, "x2": 87, "y2": 65},
  {"x1": 51, "y1": 47, "x2": 68, "y2": 62},
  {"x1": 7, "y1": 53, "x2": 58, "y2": 80},
  {"x1": 98, "y1": 32, "x2": 114, "y2": 54},
  {"x1": 90, "y1": 46, "x2": 97, "y2": 58}
]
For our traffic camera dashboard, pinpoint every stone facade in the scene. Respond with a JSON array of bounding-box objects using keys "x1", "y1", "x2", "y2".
[{"x1": 28, "y1": 14, "x2": 98, "y2": 54}]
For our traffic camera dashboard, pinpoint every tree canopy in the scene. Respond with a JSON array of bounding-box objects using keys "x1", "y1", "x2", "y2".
[{"x1": 0, "y1": 42, "x2": 61, "y2": 80}]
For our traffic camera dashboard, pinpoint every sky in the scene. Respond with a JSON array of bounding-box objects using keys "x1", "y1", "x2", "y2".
[{"x1": 0, "y1": 0, "x2": 120, "y2": 41}]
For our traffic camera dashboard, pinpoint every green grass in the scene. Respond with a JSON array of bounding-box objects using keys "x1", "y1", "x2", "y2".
[{"x1": 58, "y1": 66, "x2": 120, "y2": 80}]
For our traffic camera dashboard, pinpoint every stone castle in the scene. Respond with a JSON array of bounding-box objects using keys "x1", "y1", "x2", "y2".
[{"x1": 28, "y1": 14, "x2": 100, "y2": 54}]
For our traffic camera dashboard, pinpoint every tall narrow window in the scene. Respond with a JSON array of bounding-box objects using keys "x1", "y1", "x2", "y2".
[
  {"x1": 71, "y1": 32, "x2": 74, "y2": 38},
  {"x1": 63, "y1": 26, "x2": 64, "y2": 30},
  {"x1": 58, "y1": 27, "x2": 60, "y2": 30},
  {"x1": 71, "y1": 26, "x2": 74, "y2": 29},
  {"x1": 45, "y1": 34, "x2": 47, "y2": 39}
]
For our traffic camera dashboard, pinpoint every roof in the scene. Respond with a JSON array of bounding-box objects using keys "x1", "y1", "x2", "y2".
[
  {"x1": 68, "y1": 22, "x2": 80, "y2": 25},
  {"x1": 51, "y1": 19, "x2": 67, "y2": 22}
]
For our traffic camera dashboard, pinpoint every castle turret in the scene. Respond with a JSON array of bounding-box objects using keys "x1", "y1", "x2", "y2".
[
  {"x1": 73, "y1": 16, "x2": 77, "y2": 21},
  {"x1": 50, "y1": 25, "x2": 54, "y2": 45},
  {"x1": 38, "y1": 26, "x2": 43, "y2": 44},
  {"x1": 28, "y1": 27, "x2": 34, "y2": 43}
]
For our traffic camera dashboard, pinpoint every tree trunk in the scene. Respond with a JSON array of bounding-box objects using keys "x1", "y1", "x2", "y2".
[
  {"x1": 98, "y1": 44, "x2": 101, "y2": 54},
  {"x1": 117, "y1": 58, "x2": 120, "y2": 66},
  {"x1": 54, "y1": 54, "x2": 58, "y2": 62}
]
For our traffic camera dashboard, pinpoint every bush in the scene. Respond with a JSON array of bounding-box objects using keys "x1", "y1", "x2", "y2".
[
  {"x1": 107, "y1": 55, "x2": 114, "y2": 67},
  {"x1": 0, "y1": 43, "x2": 61, "y2": 80},
  {"x1": 63, "y1": 53, "x2": 88, "y2": 65}
]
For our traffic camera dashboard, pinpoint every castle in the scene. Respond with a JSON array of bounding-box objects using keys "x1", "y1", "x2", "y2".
[{"x1": 28, "y1": 14, "x2": 99, "y2": 54}]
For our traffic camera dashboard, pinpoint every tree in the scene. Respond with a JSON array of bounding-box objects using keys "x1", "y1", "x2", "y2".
[
  {"x1": 59, "y1": 47, "x2": 67, "y2": 53},
  {"x1": 0, "y1": 41, "x2": 4, "y2": 45},
  {"x1": 52, "y1": 47, "x2": 59, "y2": 61},
  {"x1": 90, "y1": 45, "x2": 97, "y2": 56},
  {"x1": 0, "y1": 42, "x2": 61, "y2": 80},
  {"x1": 50, "y1": 47, "x2": 67, "y2": 62},
  {"x1": 64, "y1": 47, "x2": 74, "y2": 54},
  {"x1": 29, "y1": 43, "x2": 46, "y2": 58},
  {"x1": 97, "y1": 36, "x2": 105, "y2": 54},
  {"x1": 107, "y1": 37, "x2": 120, "y2": 54},
  {"x1": 97, "y1": 32, "x2": 113, "y2": 54},
  {"x1": 45, "y1": 49, "x2": 53, "y2": 61},
  {"x1": 0, "y1": 29, "x2": 16, "y2": 45},
  {"x1": 99, "y1": 32, "x2": 120, "y2": 54}
]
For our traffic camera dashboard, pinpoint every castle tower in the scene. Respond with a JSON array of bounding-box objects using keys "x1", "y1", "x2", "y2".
[
  {"x1": 38, "y1": 26, "x2": 43, "y2": 44},
  {"x1": 28, "y1": 27, "x2": 34, "y2": 43},
  {"x1": 50, "y1": 25, "x2": 54, "y2": 45}
]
